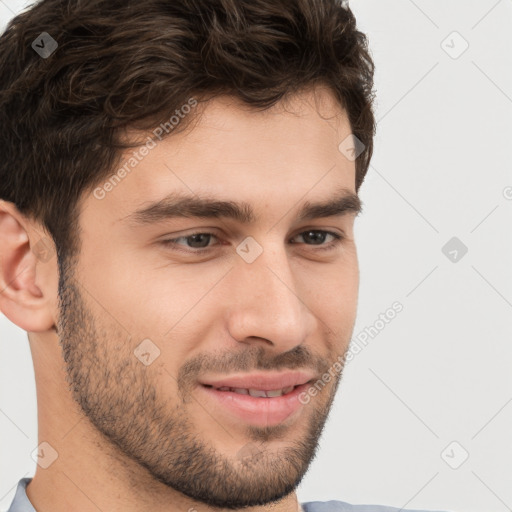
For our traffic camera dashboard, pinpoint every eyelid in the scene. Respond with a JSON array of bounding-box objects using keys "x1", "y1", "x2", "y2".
[{"x1": 159, "y1": 228, "x2": 345, "y2": 255}]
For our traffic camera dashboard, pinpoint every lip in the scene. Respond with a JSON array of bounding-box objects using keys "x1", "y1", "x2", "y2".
[
  {"x1": 198, "y1": 370, "x2": 316, "y2": 391},
  {"x1": 197, "y1": 381, "x2": 314, "y2": 427}
]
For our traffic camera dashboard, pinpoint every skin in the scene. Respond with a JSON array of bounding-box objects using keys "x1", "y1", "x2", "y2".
[{"x1": 0, "y1": 85, "x2": 360, "y2": 512}]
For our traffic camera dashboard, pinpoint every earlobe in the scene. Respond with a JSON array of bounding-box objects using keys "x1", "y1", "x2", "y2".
[{"x1": 0, "y1": 201, "x2": 57, "y2": 333}]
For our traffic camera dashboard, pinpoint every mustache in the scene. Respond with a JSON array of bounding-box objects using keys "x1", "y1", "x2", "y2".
[{"x1": 177, "y1": 344, "x2": 336, "y2": 394}]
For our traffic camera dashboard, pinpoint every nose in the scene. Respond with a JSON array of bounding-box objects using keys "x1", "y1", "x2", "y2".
[{"x1": 225, "y1": 241, "x2": 317, "y2": 352}]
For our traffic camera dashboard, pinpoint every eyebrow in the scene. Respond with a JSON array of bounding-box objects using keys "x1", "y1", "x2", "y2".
[{"x1": 122, "y1": 187, "x2": 362, "y2": 227}]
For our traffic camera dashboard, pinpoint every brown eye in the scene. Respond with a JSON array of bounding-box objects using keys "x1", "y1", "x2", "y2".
[
  {"x1": 160, "y1": 232, "x2": 219, "y2": 253},
  {"x1": 291, "y1": 230, "x2": 343, "y2": 251}
]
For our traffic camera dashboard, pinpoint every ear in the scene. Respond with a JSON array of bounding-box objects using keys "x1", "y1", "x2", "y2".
[{"x1": 0, "y1": 200, "x2": 57, "y2": 332}]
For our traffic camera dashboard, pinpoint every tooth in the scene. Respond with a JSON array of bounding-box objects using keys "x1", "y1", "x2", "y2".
[
  {"x1": 248, "y1": 389, "x2": 267, "y2": 397},
  {"x1": 215, "y1": 386, "x2": 295, "y2": 397},
  {"x1": 266, "y1": 388, "x2": 284, "y2": 397}
]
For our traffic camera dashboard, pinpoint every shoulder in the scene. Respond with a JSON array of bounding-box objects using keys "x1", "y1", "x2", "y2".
[
  {"x1": 301, "y1": 500, "x2": 450, "y2": 512},
  {"x1": 4, "y1": 477, "x2": 36, "y2": 512}
]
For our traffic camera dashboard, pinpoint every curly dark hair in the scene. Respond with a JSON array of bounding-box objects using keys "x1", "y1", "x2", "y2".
[{"x1": 0, "y1": 0, "x2": 375, "y2": 264}]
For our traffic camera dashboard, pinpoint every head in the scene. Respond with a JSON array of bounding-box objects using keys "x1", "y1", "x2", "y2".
[{"x1": 0, "y1": 0, "x2": 375, "y2": 509}]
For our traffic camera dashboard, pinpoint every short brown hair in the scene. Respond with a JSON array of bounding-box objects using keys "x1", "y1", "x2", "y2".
[{"x1": 0, "y1": 0, "x2": 375, "y2": 264}]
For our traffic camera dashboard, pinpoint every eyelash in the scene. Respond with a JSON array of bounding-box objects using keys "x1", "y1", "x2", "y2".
[{"x1": 160, "y1": 230, "x2": 344, "y2": 255}]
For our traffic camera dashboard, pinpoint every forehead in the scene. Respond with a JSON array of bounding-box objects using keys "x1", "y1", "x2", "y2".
[
  {"x1": 82, "y1": 87, "x2": 356, "y2": 227},
  {"x1": 185, "y1": 86, "x2": 350, "y2": 153}
]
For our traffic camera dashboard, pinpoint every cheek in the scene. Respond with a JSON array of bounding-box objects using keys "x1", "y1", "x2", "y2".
[
  {"x1": 298, "y1": 257, "x2": 359, "y2": 324},
  {"x1": 84, "y1": 244, "x2": 222, "y2": 340},
  {"x1": 320, "y1": 279, "x2": 358, "y2": 322}
]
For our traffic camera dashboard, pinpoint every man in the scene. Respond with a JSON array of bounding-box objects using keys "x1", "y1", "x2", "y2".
[{"x1": 0, "y1": 0, "x2": 448, "y2": 511}]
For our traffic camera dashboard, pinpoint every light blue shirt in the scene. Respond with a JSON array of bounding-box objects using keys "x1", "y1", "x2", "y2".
[{"x1": 5, "y1": 477, "x2": 449, "y2": 512}]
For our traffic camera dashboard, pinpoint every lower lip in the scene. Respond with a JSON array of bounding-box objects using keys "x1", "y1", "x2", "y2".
[{"x1": 198, "y1": 382, "x2": 311, "y2": 427}]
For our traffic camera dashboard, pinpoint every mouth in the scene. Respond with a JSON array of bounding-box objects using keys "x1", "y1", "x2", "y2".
[
  {"x1": 198, "y1": 380, "x2": 314, "y2": 427},
  {"x1": 201, "y1": 383, "x2": 302, "y2": 397},
  {"x1": 198, "y1": 370, "x2": 316, "y2": 392}
]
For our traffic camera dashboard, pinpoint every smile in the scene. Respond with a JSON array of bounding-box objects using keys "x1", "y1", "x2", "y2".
[{"x1": 203, "y1": 384, "x2": 297, "y2": 397}]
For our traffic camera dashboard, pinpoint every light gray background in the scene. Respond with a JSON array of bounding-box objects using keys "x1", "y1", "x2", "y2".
[{"x1": 1, "y1": 1, "x2": 511, "y2": 511}]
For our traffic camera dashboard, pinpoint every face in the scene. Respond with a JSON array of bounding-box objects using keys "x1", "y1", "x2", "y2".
[{"x1": 57, "y1": 87, "x2": 360, "y2": 509}]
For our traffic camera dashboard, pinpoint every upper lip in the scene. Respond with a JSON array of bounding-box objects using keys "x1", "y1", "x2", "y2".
[{"x1": 199, "y1": 371, "x2": 316, "y2": 391}]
